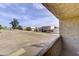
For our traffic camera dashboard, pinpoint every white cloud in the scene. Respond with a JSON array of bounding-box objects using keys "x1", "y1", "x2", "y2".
[
  {"x1": 0, "y1": 11, "x2": 31, "y2": 21},
  {"x1": 0, "y1": 3, "x2": 12, "y2": 8},
  {"x1": 13, "y1": 4, "x2": 27, "y2": 13},
  {"x1": 33, "y1": 16, "x2": 59, "y2": 27},
  {"x1": 0, "y1": 12, "x2": 18, "y2": 18},
  {"x1": 0, "y1": 4, "x2": 7, "y2": 8},
  {"x1": 33, "y1": 3, "x2": 45, "y2": 10},
  {"x1": 19, "y1": 7, "x2": 26, "y2": 13},
  {"x1": 20, "y1": 15, "x2": 31, "y2": 20}
]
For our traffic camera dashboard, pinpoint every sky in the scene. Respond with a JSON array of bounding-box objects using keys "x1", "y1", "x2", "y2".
[{"x1": 0, "y1": 3, "x2": 59, "y2": 27}]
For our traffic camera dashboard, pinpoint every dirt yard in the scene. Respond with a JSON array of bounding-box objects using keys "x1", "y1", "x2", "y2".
[{"x1": 0, "y1": 29, "x2": 59, "y2": 56}]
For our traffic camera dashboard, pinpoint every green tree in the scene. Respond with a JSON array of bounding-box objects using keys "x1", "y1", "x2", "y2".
[
  {"x1": 0, "y1": 25, "x2": 3, "y2": 29},
  {"x1": 10, "y1": 18, "x2": 19, "y2": 29}
]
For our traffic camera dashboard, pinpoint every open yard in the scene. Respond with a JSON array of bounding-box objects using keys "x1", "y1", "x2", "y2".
[{"x1": 0, "y1": 30, "x2": 59, "y2": 56}]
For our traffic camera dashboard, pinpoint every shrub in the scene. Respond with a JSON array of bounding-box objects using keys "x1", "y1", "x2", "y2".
[
  {"x1": 25, "y1": 27, "x2": 32, "y2": 31},
  {"x1": 17, "y1": 25, "x2": 23, "y2": 30}
]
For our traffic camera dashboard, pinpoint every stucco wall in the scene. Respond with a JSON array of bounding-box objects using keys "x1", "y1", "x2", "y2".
[{"x1": 43, "y1": 4, "x2": 79, "y2": 55}]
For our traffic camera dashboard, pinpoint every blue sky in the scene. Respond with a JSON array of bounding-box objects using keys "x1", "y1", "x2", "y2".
[{"x1": 0, "y1": 3, "x2": 59, "y2": 27}]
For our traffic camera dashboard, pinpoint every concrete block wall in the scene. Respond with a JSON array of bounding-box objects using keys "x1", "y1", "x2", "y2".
[
  {"x1": 43, "y1": 37, "x2": 62, "y2": 56},
  {"x1": 43, "y1": 4, "x2": 79, "y2": 55}
]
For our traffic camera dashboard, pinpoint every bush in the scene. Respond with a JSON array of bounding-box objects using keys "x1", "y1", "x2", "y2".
[
  {"x1": 25, "y1": 27, "x2": 32, "y2": 31},
  {"x1": 17, "y1": 25, "x2": 23, "y2": 30}
]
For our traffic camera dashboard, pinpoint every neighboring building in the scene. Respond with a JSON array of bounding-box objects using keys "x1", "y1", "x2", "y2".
[
  {"x1": 22, "y1": 26, "x2": 26, "y2": 30},
  {"x1": 31, "y1": 27, "x2": 36, "y2": 31},
  {"x1": 40, "y1": 26, "x2": 54, "y2": 33},
  {"x1": 53, "y1": 27, "x2": 59, "y2": 34},
  {"x1": 34, "y1": 27, "x2": 40, "y2": 32},
  {"x1": 22, "y1": 26, "x2": 55, "y2": 33}
]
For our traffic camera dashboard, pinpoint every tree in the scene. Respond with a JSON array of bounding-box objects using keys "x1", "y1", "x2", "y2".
[
  {"x1": 17, "y1": 25, "x2": 23, "y2": 30},
  {"x1": 0, "y1": 25, "x2": 3, "y2": 29},
  {"x1": 10, "y1": 18, "x2": 19, "y2": 29}
]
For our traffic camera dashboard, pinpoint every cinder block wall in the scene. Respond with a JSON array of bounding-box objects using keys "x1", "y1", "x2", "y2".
[
  {"x1": 43, "y1": 4, "x2": 79, "y2": 55},
  {"x1": 43, "y1": 37, "x2": 62, "y2": 56}
]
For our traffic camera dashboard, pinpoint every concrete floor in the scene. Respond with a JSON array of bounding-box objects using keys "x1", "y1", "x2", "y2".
[{"x1": 0, "y1": 30, "x2": 59, "y2": 56}]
